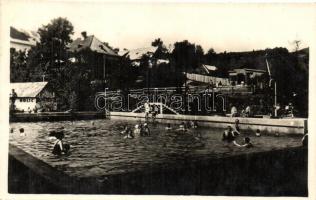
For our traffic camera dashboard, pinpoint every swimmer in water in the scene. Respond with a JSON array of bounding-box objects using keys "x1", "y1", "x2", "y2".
[
  {"x1": 49, "y1": 131, "x2": 70, "y2": 156},
  {"x1": 177, "y1": 122, "x2": 187, "y2": 132},
  {"x1": 233, "y1": 137, "x2": 253, "y2": 148},
  {"x1": 222, "y1": 126, "x2": 236, "y2": 143},
  {"x1": 19, "y1": 128, "x2": 26, "y2": 136},
  {"x1": 165, "y1": 123, "x2": 172, "y2": 130},
  {"x1": 193, "y1": 121, "x2": 198, "y2": 129},
  {"x1": 133, "y1": 124, "x2": 141, "y2": 137},
  {"x1": 120, "y1": 125, "x2": 129, "y2": 135},
  {"x1": 142, "y1": 123, "x2": 150, "y2": 136},
  {"x1": 233, "y1": 119, "x2": 241, "y2": 135},
  {"x1": 255, "y1": 129, "x2": 261, "y2": 137},
  {"x1": 124, "y1": 128, "x2": 134, "y2": 139},
  {"x1": 187, "y1": 121, "x2": 198, "y2": 129}
]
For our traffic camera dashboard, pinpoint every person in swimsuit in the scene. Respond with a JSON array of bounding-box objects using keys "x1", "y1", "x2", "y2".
[
  {"x1": 19, "y1": 128, "x2": 26, "y2": 136},
  {"x1": 50, "y1": 131, "x2": 70, "y2": 156},
  {"x1": 255, "y1": 129, "x2": 261, "y2": 137},
  {"x1": 124, "y1": 128, "x2": 134, "y2": 139},
  {"x1": 133, "y1": 124, "x2": 141, "y2": 138},
  {"x1": 144, "y1": 100, "x2": 150, "y2": 122},
  {"x1": 222, "y1": 126, "x2": 236, "y2": 143},
  {"x1": 177, "y1": 122, "x2": 187, "y2": 132},
  {"x1": 234, "y1": 119, "x2": 241, "y2": 135},
  {"x1": 142, "y1": 123, "x2": 150, "y2": 136},
  {"x1": 165, "y1": 123, "x2": 172, "y2": 130},
  {"x1": 121, "y1": 125, "x2": 129, "y2": 135}
]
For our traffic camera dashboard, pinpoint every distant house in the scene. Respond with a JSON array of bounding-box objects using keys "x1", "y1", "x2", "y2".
[
  {"x1": 120, "y1": 46, "x2": 171, "y2": 67},
  {"x1": 228, "y1": 68, "x2": 267, "y2": 87},
  {"x1": 185, "y1": 64, "x2": 228, "y2": 87},
  {"x1": 68, "y1": 32, "x2": 120, "y2": 81},
  {"x1": 10, "y1": 26, "x2": 40, "y2": 52},
  {"x1": 10, "y1": 82, "x2": 56, "y2": 112}
]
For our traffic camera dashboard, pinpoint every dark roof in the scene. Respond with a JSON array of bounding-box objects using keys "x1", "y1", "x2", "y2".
[
  {"x1": 68, "y1": 35, "x2": 119, "y2": 56},
  {"x1": 10, "y1": 27, "x2": 29, "y2": 41},
  {"x1": 229, "y1": 68, "x2": 266, "y2": 74}
]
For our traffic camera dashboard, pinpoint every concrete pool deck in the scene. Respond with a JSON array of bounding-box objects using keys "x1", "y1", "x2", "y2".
[
  {"x1": 8, "y1": 143, "x2": 308, "y2": 195},
  {"x1": 110, "y1": 112, "x2": 307, "y2": 135}
]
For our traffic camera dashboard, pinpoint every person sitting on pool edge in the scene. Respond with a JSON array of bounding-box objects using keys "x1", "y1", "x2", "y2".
[
  {"x1": 233, "y1": 137, "x2": 253, "y2": 148},
  {"x1": 222, "y1": 126, "x2": 236, "y2": 143},
  {"x1": 49, "y1": 131, "x2": 70, "y2": 156}
]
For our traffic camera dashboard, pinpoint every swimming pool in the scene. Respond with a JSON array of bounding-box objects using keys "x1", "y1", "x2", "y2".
[{"x1": 9, "y1": 119, "x2": 303, "y2": 179}]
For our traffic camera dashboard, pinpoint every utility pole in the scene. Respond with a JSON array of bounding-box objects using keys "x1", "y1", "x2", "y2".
[{"x1": 265, "y1": 55, "x2": 278, "y2": 118}]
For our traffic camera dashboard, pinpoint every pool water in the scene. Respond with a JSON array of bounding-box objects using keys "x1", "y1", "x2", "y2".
[{"x1": 9, "y1": 119, "x2": 302, "y2": 178}]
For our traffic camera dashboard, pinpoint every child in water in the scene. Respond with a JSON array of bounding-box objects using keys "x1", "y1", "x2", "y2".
[
  {"x1": 222, "y1": 126, "x2": 236, "y2": 142},
  {"x1": 133, "y1": 124, "x2": 141, "y2": 137},
  {"x1": 177, "y1": 122, "x2": 187, "y2": 132},
  {"x1": 142, "y1": 123, "x2": 150, "y2": 136},
  {"x1": 120, "y1": 125, "x2": 129, "y2": 135},
  {"x1": 165, "y1": 123, "x2": 172, "y2": 130},
  {"x1": 124, "y1": 128, "x2": 134, "y2": 139},
  {"x1": 255, "y1": 129, "x2": 261, "y2": 137},
  {"x1": 19, "y1": 128, "x2": 26, "y2": 136},
  {"x1": 50, "y1": 131, "x2": 70, "y2": 156},
  {"x1": 233, "y1": 119, "x2": 241, "y2": 135}
]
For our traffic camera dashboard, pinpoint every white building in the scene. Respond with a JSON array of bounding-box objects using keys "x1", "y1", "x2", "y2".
[
  {"x1": 10, "y1": 82, "x2": 56, "y2": 112},
  {"x1": 10, "y1": 26, "x2": 40, "y2": 52}
]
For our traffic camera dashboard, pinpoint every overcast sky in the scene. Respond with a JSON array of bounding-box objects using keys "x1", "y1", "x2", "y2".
[{"x1": 5, "y1": 1, "x2": 316, "y2": 53}]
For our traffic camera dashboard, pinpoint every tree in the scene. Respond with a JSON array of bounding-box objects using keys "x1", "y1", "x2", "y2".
[
  {"x1": 27, "y1": 17, "x2": 75, "y2": 110},
  {"x1": 10, "y1": 49, "x2": 29, "y2": 82},
  {"x1": 152, "y1": 38, "x2": 163, "y2": 47}
]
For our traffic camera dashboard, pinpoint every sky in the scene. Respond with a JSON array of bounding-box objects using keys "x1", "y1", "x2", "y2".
[{"x1": 4, "y1": 1, "x2": 316, "y2": 53}]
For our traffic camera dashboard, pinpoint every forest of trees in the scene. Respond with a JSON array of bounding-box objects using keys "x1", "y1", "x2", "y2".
[{"x1": 10, "y1": 17, "x2": 309, "y2": 115}]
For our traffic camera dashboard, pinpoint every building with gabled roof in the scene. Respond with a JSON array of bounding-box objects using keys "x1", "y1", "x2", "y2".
[
  {"x1": 10, "y1": 82, "x2": 56, "y2": 112},
  {"x1": 68, "y1": 32, "x2": 120, "y2": 81},
  {"x1": 10, "y1": 26, "x2": 40, "y2": 51},
  {"x1": 68, "y1": 33, "x2": 118, "y2": 56}
]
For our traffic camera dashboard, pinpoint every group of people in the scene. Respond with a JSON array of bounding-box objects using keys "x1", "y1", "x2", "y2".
[
  {"x1": 144, "y1": 101, "x2": 160, "y2": 123},
  {"x1": 120, "y1": 123, "x2": 151, "y2": 139},
  {"x1": 231, "y1": 105, "x2": 252, "y2": 118},
  {"x1": 11, "y1": 116, "x2": 308, "y2": 157},
  {"x1": 222, "y1": 119, "x2": 258, "y2": 148}
]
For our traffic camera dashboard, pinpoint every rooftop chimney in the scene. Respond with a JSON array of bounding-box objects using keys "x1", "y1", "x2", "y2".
[{"x1": 81, "y1": 31, "x2": 87, "y2": 39}]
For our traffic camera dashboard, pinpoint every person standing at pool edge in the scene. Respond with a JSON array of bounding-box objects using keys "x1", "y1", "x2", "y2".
[{"x1": 144, "y1": 100, "x2": 150, "y2": 122}]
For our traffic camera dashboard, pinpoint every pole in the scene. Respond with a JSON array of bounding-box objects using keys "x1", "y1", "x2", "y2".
[
  {"x1": 274, "y1": 81, "x2": 277, "y2": 117},
  {"x1": 104, "y1": 87, "x2": 108, "y2": 117}
]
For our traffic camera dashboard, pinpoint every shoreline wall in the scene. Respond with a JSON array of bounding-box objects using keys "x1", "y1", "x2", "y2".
[{"x1": 110, "y1": 112, "x2": 307, "y2": 135}]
